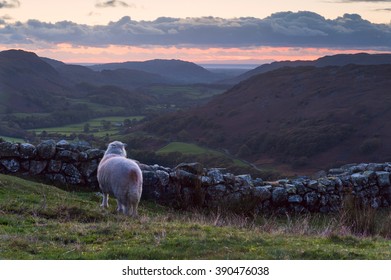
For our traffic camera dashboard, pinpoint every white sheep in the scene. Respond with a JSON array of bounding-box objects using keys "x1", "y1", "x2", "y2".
[{"x1": 97, "y1": 141, "x2": 143, "y2": 217}]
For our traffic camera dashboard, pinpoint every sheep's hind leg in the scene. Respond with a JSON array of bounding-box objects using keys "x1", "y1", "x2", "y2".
[
  {"x1": 116, "y1": 200, "x2": 125, "y2": 213},
  {"x1": 130, "y1": 201, "x2": 139, "y2": 218},
  {"x1": 100, "y1": 193, "x2": 109, "y2": 208}
]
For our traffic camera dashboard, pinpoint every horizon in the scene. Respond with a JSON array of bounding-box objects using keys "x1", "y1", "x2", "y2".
[
  {"x1": 5, "y1": 48, "x2": 391, "y2": 69},
  {"x1": 4, "y1": 47, "x2": 391, "y2": 68},
  {"x1": 1, "y1": 1, "x2": 391, "y2": 63},
  {"x1": 51, "y1": 52, "x2": 391, "y2": 68}
]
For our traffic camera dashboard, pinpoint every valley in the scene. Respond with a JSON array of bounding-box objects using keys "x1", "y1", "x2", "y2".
[{"x1": 1, "y1": 49, "x2": 391, "y2": 177}]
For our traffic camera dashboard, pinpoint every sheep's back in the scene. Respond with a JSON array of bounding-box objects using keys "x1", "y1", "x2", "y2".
[{"x1": 97, "y1": 156, "x2": 142, "y2": 195}]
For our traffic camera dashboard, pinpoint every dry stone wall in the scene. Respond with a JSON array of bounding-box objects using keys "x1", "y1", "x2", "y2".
[
  {"x1": 0, "y1": 140, "x2": 103, "y2": 189},
  {"x1": 0, "y1": 140, "x2": 390, "y2": 214}
]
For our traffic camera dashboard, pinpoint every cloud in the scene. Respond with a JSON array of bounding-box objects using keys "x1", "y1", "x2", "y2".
[
  {"x1": 0, "y1": 0, "x2": 20, "y2": 8},
  {"x1": 0, "y1": 11, "x2": 390, "y2": 51},
  {"x1": 0, "y1": 14, "x2": 12, "y2": 20},
  {"x1": 95, "y1": 0, "x2": 134, "y2": 8}
]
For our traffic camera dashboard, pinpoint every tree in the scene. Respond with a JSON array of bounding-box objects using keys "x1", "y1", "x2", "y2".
[
  {"x1": 101, "y1": 120, "x2": 112, "y2": 131},
  {"x1": 123, "y1": 119, "x2": 132, "y2": 127},
  {"x1": 83, "y1": 123, "x2": 90, "y2": 133},
  {"x1": 237, "y1": 144, "x2": 252, "y2": 157}
]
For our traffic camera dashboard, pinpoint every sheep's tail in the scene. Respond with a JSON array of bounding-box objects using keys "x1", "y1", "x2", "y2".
[{"x1": 129, "y1": 169, "x2": 142, "y2": 188}]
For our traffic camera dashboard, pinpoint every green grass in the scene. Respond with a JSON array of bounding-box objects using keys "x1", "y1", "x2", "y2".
[
  {"x1": 9, "y1": 113, "x2": 51, "y2": 118},
  {"x1": 28, "y1": 116, "x2": 144, "y2": 137},
  {"x1": 0, "y1": 136, "x2": 24, "y2": 143},
  {"x1": 67, "y1": 99, "x2": 125, "y2": 114},
  {"x1": 157, "y1": 142, "x2": 248, "y2": 168},
  {"x1": 145, "y1": 85, "x2": 225, "y2": 100},
  {"x1": 0, "y1": 174, "x2": 390, "y2": 259},
  {"x1": 157, "y1": 142, "x2": 221, "y2": 156},
  {"x1": 86, "y1": 116, "x2": 144, "y2": 125}
]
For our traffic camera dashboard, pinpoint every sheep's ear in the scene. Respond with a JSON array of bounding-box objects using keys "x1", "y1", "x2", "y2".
[{"x1": 123, "y1": 143, "x2": 128, "y2": 148}]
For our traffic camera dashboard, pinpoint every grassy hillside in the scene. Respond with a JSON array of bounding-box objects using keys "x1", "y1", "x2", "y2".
[
  {"x1": 146, "y1": 64, "x2": 391, "y2": 174},
  {"x1": 0, "y1": 174, "x2": 390, "y2": 260}
]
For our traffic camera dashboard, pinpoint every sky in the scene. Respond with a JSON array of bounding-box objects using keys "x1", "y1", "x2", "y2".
[{"x1": 0, "y1": 0, "x2": 391, "y2": 64}]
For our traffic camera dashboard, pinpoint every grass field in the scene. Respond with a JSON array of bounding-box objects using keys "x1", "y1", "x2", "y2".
[
  {"x1": 157, "y1": 142, "x2": 222, "y2": 155},
  {"x1": 28, "y1": 116, "x2": 144, "y2": 137},
  {"x1": 144, "y1": 85, "x2": 225, "y2": 100},
  {"x1": 0, "y1": 136, "x2": 25, "y2": 143},
  {"x1": 157, "y1": 142, "x2": 248, "y2": 167},
  {"x1": 0, "y1": 174, "x2": 390, "y2": 260},
  {"x1": 69, "y1": 99, "x2": 125, "y2": 114}
]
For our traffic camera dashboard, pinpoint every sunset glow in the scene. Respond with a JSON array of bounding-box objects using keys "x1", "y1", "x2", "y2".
[
  {"x1": 1, "y1": 0, "x2": 390, "y2": 64},
  {"x1": 8, "y1": 44, "x2": 389, "y2": 65}
]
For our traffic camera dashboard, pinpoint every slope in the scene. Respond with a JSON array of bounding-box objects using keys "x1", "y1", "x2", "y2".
[
  {"x1": 146, "y1": 64, "x2": 391, "y2": 173},
  {"x1": 0, "y1": 49, "x2": 73, "y2": 113},
  {"x1": 0, "y1": 49, "x2": 161, "y2": 113},
  {"x1": 1, "y1": 174, "x2": 390, "y2": 259}
]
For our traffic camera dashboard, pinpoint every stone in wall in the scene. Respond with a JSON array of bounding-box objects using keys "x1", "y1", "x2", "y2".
[
  {"x1": 29, "y1": 160, "x2": 47, "y2": 175},
  {"x1": 19, "y1": 143, "x2": 36, "y2": 159},
  {"x1": 0, "y1": 159, "x2": 20, "y2": 173},
  {"x1": 0, "y1": 142, "x2": 19, "y2": 157},
  {"x1": 36, "y1": 140, "x2": 57, "y2": 159}
]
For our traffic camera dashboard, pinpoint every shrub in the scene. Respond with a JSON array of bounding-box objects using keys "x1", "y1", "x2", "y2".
[
  {"x1": 359, "y1": 138, "x2": 381, "y2": 154},
  {"x1": 236, "y1": 144, "x2": 252, "y2": 157},
  {"x1": 339, "y1": 195, "x2": 377, "y2": 236}
]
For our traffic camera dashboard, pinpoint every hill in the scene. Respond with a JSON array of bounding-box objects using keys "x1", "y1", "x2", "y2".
[
  {"x1": 2, "y1": 49, "x2": 229, "y2": 108},
  {"x1": 0, "y1": 50, "x2": 73, "y2": 113},
  {"x1": 1, "y1": 173, "x2": 390, "y2": 259},
  {"x1": 89, "y1": 59, "x2": 225, "y2": 84},
  {"x1": 43, "y1": 58, "x2": 170, "y2": 89},
  {"x1": 0, "y1": 49, "x2": 163, "y2": 139},
  {"x1": 225, "y1": 53, "x2": 391, "y2": 85},
  {"x1": 146, "y1": 64, "x2": 391, "y2": 173},
  {"x1": 0, "y1": 50, "x2": 162, "y2": 114},
  {"x1": 0, "y1": 49, "x2": 229, "y2": 139}
]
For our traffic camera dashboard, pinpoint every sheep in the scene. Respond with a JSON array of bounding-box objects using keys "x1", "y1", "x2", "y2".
[{"x1": 97, "y1": 141, "x2": 143, "y2": 217}]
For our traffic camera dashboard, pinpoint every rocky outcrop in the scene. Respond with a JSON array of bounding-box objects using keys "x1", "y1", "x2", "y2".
[{"x1": 0, "y1": 140, "x2": 390, "y2": 214}]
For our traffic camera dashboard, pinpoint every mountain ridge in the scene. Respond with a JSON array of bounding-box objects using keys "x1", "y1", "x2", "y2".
[
  {"x1": 224, "y1": 52, "x2": 391, "y2": 85},
  {"x1": 0, "y1": 49, "x2": 176, "y2": 113},
  {"x1": 89, "y1": 59, "x2": 226, "y2": 83}
]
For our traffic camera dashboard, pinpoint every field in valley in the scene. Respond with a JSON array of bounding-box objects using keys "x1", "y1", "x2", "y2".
[{"x1": 28, "y1": 116, "x2": 144, "y2": 137}]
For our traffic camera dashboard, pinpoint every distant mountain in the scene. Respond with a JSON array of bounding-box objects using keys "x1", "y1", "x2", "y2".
[
  {"x1": 0, "y1": 49, "x2": 159, "y2": 113},
  {"x1": 89, "y1": 59, "x2": 225, "y2": 84},
  {"x1": 224, "y1": 53, "x2": 391, "y2": 85},
  {"x1": 0, "y1": 49, "x2": 229, "y2": 117},
  {"x1": 146, "y1": 64, "x2": 391, "y2": 173},
  {"x1": 42, "y1": 57, "x2": 170, "y2": 89},
  {"x1": 0, "y1": 50, "x2": 73, "y2": 113},
  {"x1": 315, "y1": 53, "x2": 391, "y2": 67}
]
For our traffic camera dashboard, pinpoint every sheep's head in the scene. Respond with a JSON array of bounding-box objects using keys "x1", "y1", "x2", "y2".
[{"x1": 104, "y1": 141, "x2": 127, "y2": 157}]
